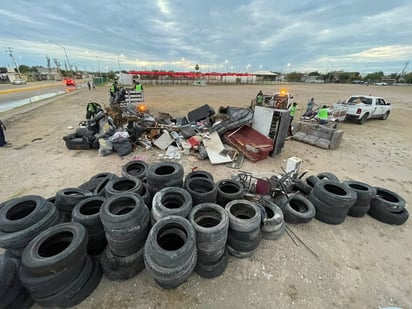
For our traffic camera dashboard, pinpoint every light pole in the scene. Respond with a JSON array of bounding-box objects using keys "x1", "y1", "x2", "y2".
[{"x1": 48, "y1": 40, "x2": 72, "y2": 76}]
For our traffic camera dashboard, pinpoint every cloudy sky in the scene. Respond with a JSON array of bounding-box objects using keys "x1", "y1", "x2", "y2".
[{"x1": 0, "y1": 0, "x2": 411, "y2": 75}]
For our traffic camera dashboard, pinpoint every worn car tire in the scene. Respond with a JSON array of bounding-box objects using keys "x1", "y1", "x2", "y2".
[
  {"x1": 312, "y1": 180, "x2": 357, "y2": 208},
  {"x1": 283, "y1": 194, "x2": 316, "y2": 224},
  {"x1": 184, "y1": 170, "x2": 214, "y2": 186},
  {"x1": 306, "y1": 175, "x2": 321, "y2": 187},
  {"x1": 368, "y1": 202, "x2": 409, "y2": 225},
  {"x1": 370, "y1": 187, "x2": 406, "y2": 213},
  {"x1": 343, "y1": 180, "x2": 377, "y2": 217},
  {"x1": 147, "y1": 162, "x2": 184, "y2": 196},
  {"x1": 0, "y1": 195, "x2": 51, "y2": 233},
  {"x1": 195, "y1": 249, "x2": 228, "y2": 279},
  {"x1": 258, "y1": 199, "x2": 285, "y2": 240},
  {"x1": 55, "y1": 188, "x2": 93, "y2": 214},
  {"x1": 227, "y1": 231, "x2": 262, "y2": 258},
  {"x1": 104, "y1": 176, "x2": 143, "y2": 198},
  {"x1": 121, "y1": 160, "x2": 149, "y2": 179},
  {"x1": 216, "y1": 179, "x2": 244, "y2": 207},
  {"x1": 185, "y1": 177, "x2": 217, "y2": 206},
  {"x1": 293, "y1": 180, "x2": 312, "y2": 195},
  {"x1": 317, "y1": 172, "x2": 339, "y2": 182},
  {"x1": 72, "y1": 196, "x2": 106, "y2": 227},
  {"x1": 100, "y1": 246, "x2": 144, "y2": 281},
  {"x1": 151, "y1": 187, "x2": 193, "y2": 223},
  {"x1": 21, "y1": 222, "x2": 88, "y2": 276},
  {"x1": 308, "y1": 191, "x2": 349, "y2": 218},
  {"x1": 225, "y1": 200, "x2": 261, "y2": 233}
]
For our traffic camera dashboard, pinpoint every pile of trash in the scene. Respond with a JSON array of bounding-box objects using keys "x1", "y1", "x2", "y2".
[{"x1": 63, "y1": 102, "x2": 256, "y2": 162}]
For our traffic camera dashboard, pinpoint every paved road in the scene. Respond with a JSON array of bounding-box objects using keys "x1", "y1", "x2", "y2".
[{"x1": 0, "y1": 80, "x2": 88, "y2": 112}]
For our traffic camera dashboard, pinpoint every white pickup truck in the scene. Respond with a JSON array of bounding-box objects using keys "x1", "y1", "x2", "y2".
[{"x1": 341, "y1": 95, "x2": 392, "y2": 124}]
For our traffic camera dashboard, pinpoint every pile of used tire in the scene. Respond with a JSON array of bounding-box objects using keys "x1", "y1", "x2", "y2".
[
  {"x1": 0, "y1": 161, "x2": 408, "y2": 306},
  {"x1": 290, "y1": 171, "x2": 409, "y2": 226}
]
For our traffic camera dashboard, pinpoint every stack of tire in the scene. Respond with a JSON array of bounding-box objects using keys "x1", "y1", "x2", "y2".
[
  {"x1": 72, "y1": 196, "x2": 107, "y2": 255},
  {"x1": 368, "y1": 187, "x2": 409, "y2": 225},
  {"x1": 225, "y1": 200, "x2": 262, "y2": 258},
  {"x1": 147, "y1": 162, "x2": 184, "y2": 197},
  {"x1": 189, "y1": 203, "x2": 229, "y2": 278},
  {"x1": 184, "y1": 175, "x2": 217, "y2": 206},
  {"x1": 100, "y1": 193, "x2": 150, "y2": 281},
  {"x1": 308, "y1": 180, "x2": 357, "y2": 225},
  {"x1": 342, "y1": 180, "x2": 377, "y2": 217},
  {"x1": 144, "y1": 216, "x2": 197, "y2": 289},
  {"x1": 19, "y1": 222, "x2": 102, "y2": 308},
  {"x1": 0, "y1": 195, "x2": 60, "y2": 258},
  {"x1": 151, "y1": 187, "x2": 193, "y2": 225},
  {"x1": 278, "y1": 194, "x2": 316, "y2": 224},
  {"x1": 257, "y1": 198, "x2": 286, "y2": 239},
  {"x1": 216, "y1": 179, "x2": 244, "y2": 207},
  {"x1": 121, "y1": 160, "x2": 152, "y2": 208},
  {"x1": 0, "y1": 255, "x2": 33, "y2": 308},
  {"x1": 54, "y1": 188, "x2": 93, "y2": 222}
]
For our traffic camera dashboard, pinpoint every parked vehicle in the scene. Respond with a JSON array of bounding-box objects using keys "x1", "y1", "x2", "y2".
[
  {"x1": 374, "y1": 82, "x2": 387, "y2": 86},
  {"x1": 12, "y1": 78, "x2": 26, "y2": 85},
  {"x1": 341, "y1": 95, "x2": 391, "y2": 124}
]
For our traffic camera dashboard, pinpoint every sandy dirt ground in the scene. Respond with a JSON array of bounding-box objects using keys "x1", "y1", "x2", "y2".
[{"x1": 0, "y1": 83, "x2": 411, "y2": 309}]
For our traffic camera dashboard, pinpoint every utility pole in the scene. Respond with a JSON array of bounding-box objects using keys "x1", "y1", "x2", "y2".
[
  {"x1": 5, "y1": 47, "x2": 22, "y2": 79},
  {"x1": 47, "y1": 40, "x2": 72, "y2": 76}
]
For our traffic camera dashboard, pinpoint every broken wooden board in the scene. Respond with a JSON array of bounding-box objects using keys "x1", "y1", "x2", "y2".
[
  {"x1": 153, "y1": 131, "x2": 173, "y2": 150},
  {"x1": 202, "y1": 131, "x2": 232, "y2": 164}
]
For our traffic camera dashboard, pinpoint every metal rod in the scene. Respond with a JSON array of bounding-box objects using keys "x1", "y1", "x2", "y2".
[{"x1": 286, "y1": 225, "x2": 319, "y2": 259}]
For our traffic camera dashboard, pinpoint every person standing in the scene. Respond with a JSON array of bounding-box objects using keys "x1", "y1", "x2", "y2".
[
  {"x1": 0, "y1": 119, "x2": 9, "y2": 147},
  {"x1": 109, "y1": 81, "x2": 118, "y2": 103},
  {"x1": 288, "y1": 102, "x2": 298, "y2": 136},
  {"x1": 304, "y1": 98, "x2": 315, "y2": 116},
  {"x1": 256, "y1": 90, "x2": 264, "y2": 106},
  {"x1": 87, "y1": 81, "x2": 91, "y2": 91},
  {"x1": 317, "y1": 105, "x2": 329, "y2": 125}
]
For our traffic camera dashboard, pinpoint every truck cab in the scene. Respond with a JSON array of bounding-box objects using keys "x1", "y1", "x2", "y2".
[{"x1": 343, "y1": 95, "x2": 391, "y2": 124}]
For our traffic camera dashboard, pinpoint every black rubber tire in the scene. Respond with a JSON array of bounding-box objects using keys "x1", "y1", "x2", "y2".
[
  {"x1": 104, "y1": 176, "x2": 143, "y2": 198},
  {"x1": 343, "y1": 180, "x2": 377, "y2": 217},
  {"x1": 4, "y1": 286, "x2": 33, "y2": 309},
  {"x1": 195, "y1": 249, "x2": 228, "y2": 279},
  {"x1": 317, "y1": 172, "x2": 339, "y2": 182},
  {"x1": 227, "y1": 230, "x2": 262, "y2": 258},
  {"x1": 184, "y1": 177, "x2": 217, "y2": 206},
  {"x1": 0, "y1": 204, "x2": 59, "y2": 250},
  {"x1": 306, "y1": 175, "x2": 320, "y2": 187},
  {"x1": 54, "y1": 188, "x2": 93, "y2": 214},
  {"x1": 1, "y1": 271, "x2": 25, "y2": 308},
  {"x1": 147, "y1": 162, "x2": 184, "y2": 196},
  {"x1": 371, "y1": 187, "x2": 406, "y2": 212},
  {"x1": 100, "y1": 246, "x2": 145, "y2": 281},
  {"x1": 0, "y1": 195, "x2": 50, "y2": 233},
  {"x1": 93, "y1": 176, "x2": 113, "y2": 197},
  {"x1": 308, "y1": 191, "x2": 349, "y2": 218},
  {"x1": 34, "y1": 255, "x2": 102, "y2": 308},
  {"x1": 315, "y1": 210, "x2": 347, "y2": 225},
  {"x1": 0, "y1": 255, "x2": 17, "y2": 299},
  {"x1": 258, "y1": 199, "x2": 285, "y2": 240},
  {"x1": 20, "y1": 253, "x2": 85, "y2": 299},
  {"x1": 225, "y1": 200, "x2": 261, "y2": 233},
  {"x1": 144, "y1": 216, "x2": 197, "y2": 289},
  {"x1": 358, "y1": 113, "x2": 368, "y2": 124},
  {"x1": 368, "y1": 202, "x2": 409, "y2": 225},
  {"x1": 312, "y1": 180, "x2": 357, "y2": 208},
  {"x1": 140, "y1": 183, "x2": 152, "y2": 209},
  {"x1": 229, "y1": 226, "x2": 261, "y2": 241},
  {"x1": 216, "y1": 179, "x2": 244, "y2": 207},
  {"x1": 293, "y1": 180, "x2": 312, "y2": 195},
  {"x1": 72, "y1": 196, "x2": 106, "y2": 227},
  {"x1": 152, "y1": 187, "x2": 193, "y2": 223},
  {"x1": 283, "y1": 194, "x2": 316, "y2": 224},
  {"x1": 87, "y1": 229, "x2": 107, "y2": 255},
  {"x1": 105, "y1": 225, "x2": 148, "y2": 257},
  {"x1": 121, "y1": 160, "x2": 149, "y2": 179},
  {"x1": 100, "y1": 193, "x2": 149, "y2": 231},
  {"x1": 184, "y1": 170, "x2": 214, "y2": 186},
  {"x1": 145, "y1": 216, "x2": 196, "y2": 267},
  {"x1": 21, "y1": 222, "x2": 88, "y2": 276},
  {"x1": 78, "y1": 172, "x2": 117, "y2": 193},
  {"x1": 189, "y1": 203, "x2": 229, "y2": 260},
  {"x1": 381, "y1": 111, "x2": 390, "y2": 120}
]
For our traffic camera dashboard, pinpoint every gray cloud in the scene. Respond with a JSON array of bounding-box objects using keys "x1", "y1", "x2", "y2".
[{"x1": 1, "y1": 0, "x2": 411, "y2": 74}]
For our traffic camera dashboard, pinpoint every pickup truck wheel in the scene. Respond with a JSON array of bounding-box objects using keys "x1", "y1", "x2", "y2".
[
  {"x1": 381, "y1": 111, "x2": 390, "y2": 120},
  {"x1": 358, "y1": 113, "x2": 368, "y2": 125}
]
